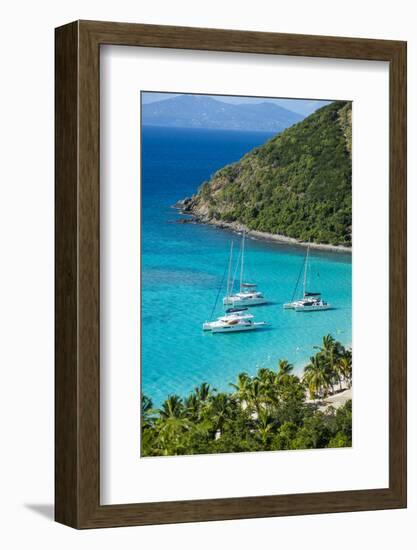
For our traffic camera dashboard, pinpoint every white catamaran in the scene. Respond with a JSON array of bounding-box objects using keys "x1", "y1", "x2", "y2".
[
  {"x1": 283, "y1": 245, "x2": 331, "y2": 312},
  {"x1": 211, "y1": 318, "x2": 268, "y2": 334},
  {"x1": 203, "y1": 307, "x2": 254, "y2": 331},
  {"x1": 202, "y1": 240, "x2": 268, "y2": 333},
  {"x1": 223, "y1": 231, "x2": 267, "y2": 307}
]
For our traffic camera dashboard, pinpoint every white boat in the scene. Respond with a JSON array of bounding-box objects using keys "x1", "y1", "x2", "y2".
[
  {"x1": 294, "y1": 298, "x2": 330, "y2": 311},
  {"x1": 211, "y1": 319, "x2": 268, "y2": 334},
  {"x1": 223, "y1": 231, "x2": 267, "y2": 307},
  {"x1": 202, "y1": 242, "x2": 268, "y2": 333},
  {"x1": 284, "y1": 292, "x2": 323, "y2": 310},
  {"x1": 202, "y1": 307, "x2": 254, "y2": 331},
  {"x1": 223, "y1": 283, "x2": 267, "y2": 307},
  {"x1": 284, "y1": 245, "x2": 331, "y2": 312}
]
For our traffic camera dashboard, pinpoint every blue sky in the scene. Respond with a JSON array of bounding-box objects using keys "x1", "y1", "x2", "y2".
[{"x1": 141, "y1": 92, "x2": 330, "y2": 116}]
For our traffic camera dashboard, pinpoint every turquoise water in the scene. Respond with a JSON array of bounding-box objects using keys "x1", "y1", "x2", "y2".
[{"x1": 141, "y1": 127, "x2": 352, "y2": 406}]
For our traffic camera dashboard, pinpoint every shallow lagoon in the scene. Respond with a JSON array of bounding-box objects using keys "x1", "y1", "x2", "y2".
[{"x1": 141, "y1": 127, "x2": 351, "y2": 406}]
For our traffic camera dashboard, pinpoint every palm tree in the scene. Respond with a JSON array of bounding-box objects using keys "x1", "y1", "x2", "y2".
[
  {"x1": 194, "y1": 382, "x2": 212, "y2": 403},
  {"x1": 338, "y1": 356, "x2": 352, "y2": 388},
  {"x1": 141, "y1": 393, "x2": 154, "y2": 428},
  {"x1": 257, "y1": 409, "x2": 275, "y2": 446},
  {"x1": 246, "y1": 378, "x2": 264, "y2": 416},
  {"x1": 332, "y1": 361, "x2": 345, "y2": 391},
  {"x1": 277, "y1": 359, "x2": 294, "y2": 377},
  {"x1": 229, "y1": 372, "x2": 251, "y2": 405},
  {"x1": 256, "y1": 368, "x2": 276, "y2": 403},
  {"x1": 205, "y1": 393, "x2": 235, "y2": 436},
  {"x1": 157, "y1": 394, "x2": 184, "y2": 420},
  {"x1": 315, "y1": 334, "x2": 343, "y2": 394},
  {"x1": 156, "y1": 395, "x2": 189, "y2": 456},
  {"x1": 320, "y1": 334, "x2": 336, "y2": 350},
  {"x1": 257, "y1": 368, "x2": 275, "y2": 384},
  {"x1": 184, "y1": 393, "x2": 201, "y2": 421},
  {"x1": 253, "y1": 368, "x2": 280, "y2": 410},
  {"x1": 303, "y1": 355, "x2": 330, "y2": 401}
]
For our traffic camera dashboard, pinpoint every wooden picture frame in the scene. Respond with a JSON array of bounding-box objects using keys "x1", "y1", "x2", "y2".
[{"x1": 55, "y1": 20, "x2": 407, "y2": 528}]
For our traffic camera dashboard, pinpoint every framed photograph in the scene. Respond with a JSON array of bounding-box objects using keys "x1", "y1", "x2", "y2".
[{"x1": 55, "y1": 20, "x2": 406, "y2": 528}]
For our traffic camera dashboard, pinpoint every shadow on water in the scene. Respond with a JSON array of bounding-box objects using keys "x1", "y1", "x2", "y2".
[{"x1": 210, "y1": 326, "x2": 276, "y2": 335}]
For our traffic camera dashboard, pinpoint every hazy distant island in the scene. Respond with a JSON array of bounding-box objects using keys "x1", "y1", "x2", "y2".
[
  {"x1": 142, "y1": 94, "x2": 305, "y2": 133},
  {"x1": 175, "y1": 101, "x2": 352, "y2": 249}
]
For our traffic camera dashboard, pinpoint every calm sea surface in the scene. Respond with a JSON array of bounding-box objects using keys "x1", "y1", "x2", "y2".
[{"x1": 141, "y1": 126, "x2": 352, "y2": 406}]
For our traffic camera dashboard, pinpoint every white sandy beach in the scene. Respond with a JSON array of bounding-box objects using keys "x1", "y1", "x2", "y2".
[
  {"x1": 175, "y1": 210, "x2": 352, "y2": 253},
  {"x1": 317, "y1": 387, "x2": 352, "y2": 411}
]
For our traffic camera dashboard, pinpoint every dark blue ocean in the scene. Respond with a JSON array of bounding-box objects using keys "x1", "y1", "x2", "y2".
[{"x1": 141, "y1": 126, "x2": 352, "y2": 406}]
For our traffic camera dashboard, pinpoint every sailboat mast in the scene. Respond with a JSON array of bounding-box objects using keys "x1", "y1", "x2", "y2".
[
  {"x1": 303, "y1": 245, "x2": 309, "y2": 297},
  {"x1": 226, "y1": 241, "x2": 234, "y2": 298},
  {"x1": 240, "y1": 230, "x2": 245, "y2": 292}
]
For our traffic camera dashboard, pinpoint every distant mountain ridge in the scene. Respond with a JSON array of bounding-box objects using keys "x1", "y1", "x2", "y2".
[
  {"x1": 142, "y1": 95, "x2": 304, "y2": 132},
  {"x1": 177, "y1": 101, "x2": 352, "y2": 247}
]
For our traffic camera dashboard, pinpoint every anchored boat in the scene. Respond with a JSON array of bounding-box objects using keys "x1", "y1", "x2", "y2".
[
  {"x1": 284, "y1": 245, "x2": 331, "y2": 312},
  {"x1": 293, "y1": 295, "x2": 330, "y2": 311},
  {"x1": 223, "y1": 231, "x2": 267, "y2": 307},
  {"x1": 203, "y1": 307, "x2": 254, "y2": 331},
  {"x1": 202, "y1": 240, "x2": 268, "y2": 333}
]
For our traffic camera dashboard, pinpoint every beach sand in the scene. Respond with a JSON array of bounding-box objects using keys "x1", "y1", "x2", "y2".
[
  {"x1": 175, "y1": 210, "x2": 351, "y2": 253},
  {"x1": 316, "y1": 387, "x2": 352, "y2": 411}
]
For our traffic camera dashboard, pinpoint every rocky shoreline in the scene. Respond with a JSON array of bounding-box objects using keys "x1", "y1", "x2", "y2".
[{"x1": 173, "y1": 199, "x2": 352, "y2": 254}]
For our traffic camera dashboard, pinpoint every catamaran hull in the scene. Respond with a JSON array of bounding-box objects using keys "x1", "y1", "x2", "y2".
[
  {"x1": 283, "y1": 302, "x2": 299, "y2": 309},
  {"x1": 212, "y1": 324, "x2": 257, "y2": 333},
  {"x1": 294, "y1": 304, "x2": 331, "y2": 312},
  {"x1": 212, "y1": 322, "x2": 268, "y2": 334},
  {"x1": 223, "y1": 297, "x2": 267, "y2": 307},
  {"x1": 203, "y1": 312, "x2": 254, "y2": 331},
  {"x1": 284, "y1": 300, "x2": 320, "y2": 309}
]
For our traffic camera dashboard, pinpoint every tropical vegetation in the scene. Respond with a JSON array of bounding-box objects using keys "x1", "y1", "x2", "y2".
[
  {"x1": 180, "y1": 101, "x2": 352, "y2": 246},
  {"x1": 141, "y1": 335, "x2": 352, "y2": 456}
]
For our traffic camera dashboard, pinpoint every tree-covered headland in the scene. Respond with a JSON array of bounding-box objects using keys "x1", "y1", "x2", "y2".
[{"x1": 179, "y1": 101, "x2": 352, "y2": 247}]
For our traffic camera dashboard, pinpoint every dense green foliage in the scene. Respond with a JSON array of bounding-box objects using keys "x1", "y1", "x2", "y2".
[
  {"x1": 187, "y1": 101, "x2": 352, "y2": 246},
  {"x1": 141, "y1": 335, "x2": 352, "y2": 456}
]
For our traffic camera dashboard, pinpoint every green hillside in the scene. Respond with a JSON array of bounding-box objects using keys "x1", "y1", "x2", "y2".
[{"x1": 179, "y1": 101, "x2": 352, "y2": 246}]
